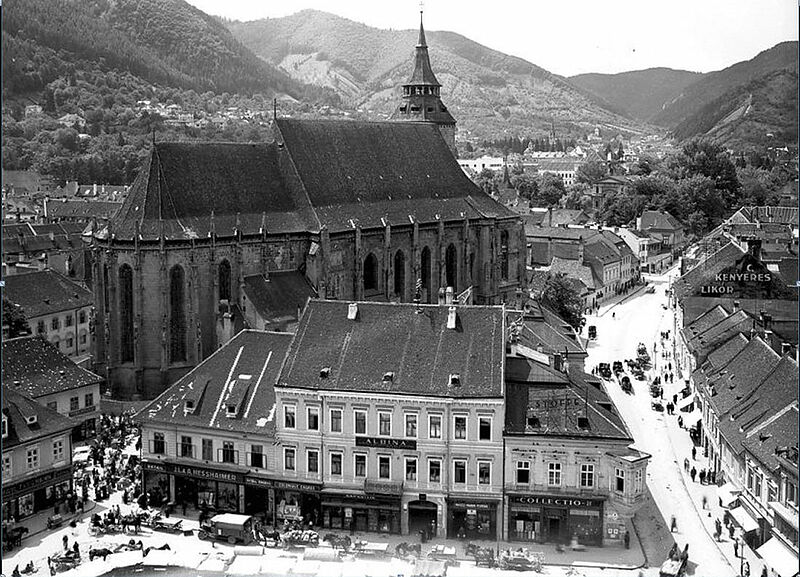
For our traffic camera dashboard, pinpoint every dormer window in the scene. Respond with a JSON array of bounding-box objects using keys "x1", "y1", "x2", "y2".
[
  {"x1": 26, "y1": 415, "x2": 37, "y2": 425},
  {"x1": 449, "y1": 374, "x2": 460, "y2": 386},
  {"x1": 226, "y1": 404, "x2": 237, "y2": 418},
  {"x1": 320, "y1": 367, "x2": 331, "y2": 379},
  {"x1": 383, "y1": 372, "x2": 395, "y2": 383},
  {"x1": 526, "y1": 414, "x2": 540, "y2": 429},
  {"x1": 184, "y1": 400, "x2": 195, "y2": 414}
]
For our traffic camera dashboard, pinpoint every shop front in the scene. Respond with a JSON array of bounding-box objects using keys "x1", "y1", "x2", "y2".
[
  {"x1": 321, "y1": 489, "x2": 402, "y2": 534},
  {"x1": 69, "y1": 405, "x2": 98, "y2": 441},
  {"x1": 142, "y1": 460, "x2": 246, "y2": 512},
  {"x1": 243, "y1": 475, "x2": 322, "y2": 527},
  {"x1": 3, "y1": 465, "x2": 72, "y2": 520},
  {"x1": 446, "y1": 498, "x2": 499, "y2": 540},
  {"x1": 508, "y1": 494, "x2": 605, "y2": 546}
]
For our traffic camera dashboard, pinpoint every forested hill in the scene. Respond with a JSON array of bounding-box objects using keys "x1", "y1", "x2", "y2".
[{"x1": 2, "y1": 0, "x2": 328, "y2": 98}]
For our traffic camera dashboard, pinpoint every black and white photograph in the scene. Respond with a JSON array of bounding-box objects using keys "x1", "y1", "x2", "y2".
[{"x1": 1, "y1": 1, "x2": 798, "y2": 576}]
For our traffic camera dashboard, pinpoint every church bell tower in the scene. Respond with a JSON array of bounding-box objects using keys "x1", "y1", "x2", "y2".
[{"x1": 393, "y1": 10, "x2": 457, "y2": 155}]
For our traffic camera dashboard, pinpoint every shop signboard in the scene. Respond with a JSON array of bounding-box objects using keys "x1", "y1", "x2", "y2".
[
  {"x1": 244, "y1": 476, "x2": 321, "y2": 492},
  {"x1": 4, "y1": 466, "x2": 72, "y2": 500},
  {"x1": 355, "y1": 436, "x2": 416, "y2": 450},
  {"x1": 511, "y1": 495, "x2": 603, "y2": 509},
  {"x1": 448, "y1": 500, "x2": 496, "y2": 511},
  {"x1": 155, "y1": 462, "x2": 245, "y2": 484}
]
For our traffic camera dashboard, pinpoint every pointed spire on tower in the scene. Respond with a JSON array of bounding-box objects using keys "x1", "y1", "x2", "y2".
[{"x1": 417, "y1": 4, "x2": 427, "y2": 47}]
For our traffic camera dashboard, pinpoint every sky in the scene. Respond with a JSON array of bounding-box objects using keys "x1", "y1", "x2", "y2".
[{"x1": 186, "y1": 0, "x2": 798, "y2": 76}]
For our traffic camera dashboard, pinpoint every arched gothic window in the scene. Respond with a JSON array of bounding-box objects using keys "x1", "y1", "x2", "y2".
[
  {"x1": 500, "y1": 230, "x2": 510, "y2": 281},
  {"x1": 445, "y1": 244, "x2": 458, "y2": 292},
  {"x1": 421, "y1": 247, "x2": 432, "y2": 302},
  {"x1": 119, "y1": 264, "x2": 134, "y2": 363},
  {"x1": 394, "y1": 250, "x2": 406, "y2": 300},
  {"x1": 218, "y1": 260, "x2": 231, "y2": 302},
  {"x1": 363, "y1": 253, "x2": 378, "y2": 293},
  {"x1": 169, "y1": 265, "x2": 187, "y2": 363}
]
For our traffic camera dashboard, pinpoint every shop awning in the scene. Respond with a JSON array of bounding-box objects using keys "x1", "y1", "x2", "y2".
[
  {"x1": 717, "y1": 482, "x2": 741, "y2": 508},
  {"x1": 756, "y1": 538, "x2": 800, "y2": 577},
  {"x1": 730, "y1": 505, "x2": 760, "y2": 534},
  {"x1": 678, "y1": 393, "x2": 695, "y2": 412}
]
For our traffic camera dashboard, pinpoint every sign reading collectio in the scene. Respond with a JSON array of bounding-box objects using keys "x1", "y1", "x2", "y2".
[
  {"x1": 511, "y1": 495, "x2": 604, "y2": 509},
  {"x1": 355, "y1": 436, "x2": 417, "y2": 450}
]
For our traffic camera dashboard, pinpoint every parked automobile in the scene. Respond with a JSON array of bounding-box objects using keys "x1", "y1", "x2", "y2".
[
  {"x1": 598, "y1": 363, "x2": 612, "y2": 379},
  {"x1": 198, "y1": 514, "x2": 254, "y2": 545},
  {"x1": 72, "y1": 446, "x2": 92, "y2": 469}
]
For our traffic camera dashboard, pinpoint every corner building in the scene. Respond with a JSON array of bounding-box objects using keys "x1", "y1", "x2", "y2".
[
  {"x1": 275, "y1": 300, "x2": 506, "y2": 539},
  {"x1": 91, "y1": 20, "x2": 524, "y2": 401}
]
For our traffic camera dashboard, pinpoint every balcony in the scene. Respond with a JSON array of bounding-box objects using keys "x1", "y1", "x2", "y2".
[
  {"x1": 217, "y1": 448, "x2": 239, "y2": 465},
  {"x1": 364, "y1": 479, "x2": 403, "y2": 496}
]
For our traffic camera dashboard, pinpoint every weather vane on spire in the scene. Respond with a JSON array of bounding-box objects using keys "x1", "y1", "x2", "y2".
[{"x1": 419, "y1": 0, "x2": 424, "y2": 14}]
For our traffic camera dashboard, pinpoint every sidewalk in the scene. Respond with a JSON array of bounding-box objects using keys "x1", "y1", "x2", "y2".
[{"x1": 596, "y1": 283, "x2": 649, "y2": 318}]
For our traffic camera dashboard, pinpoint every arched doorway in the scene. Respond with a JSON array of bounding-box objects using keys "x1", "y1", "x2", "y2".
[
  {"x1": 420, "y1": 247, "x2": 431, "y2": 303},
  {"x1": 445, "y1": 243, "x2": 458, "y2": 292},
  {"x1": 408, "y1": 500, "x2": 437, "y2": 537},
  {"x1": 364, "y1": 253, "x2": 378, "y2": 293}
]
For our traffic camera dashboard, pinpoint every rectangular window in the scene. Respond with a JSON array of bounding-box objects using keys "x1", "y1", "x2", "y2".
[
  {"x1": 405, "y1": 414, "x2": 418, "y2": 438},
  {"x1": 786, "y1": 481, "x2": 798, "y2": 507},
  {"x1": 284, "y1": 448, "x2": 296, "y2": 471},
  {"x1": 548, "y1": 462, "x2": 562, "y2": 486},
  {"x1": 52, "y1": 439, "x2": 65, "y2": 463},
  {"x1": 221, "y1": 441, "x2": 236, "y2": 464},
  {"x1": 46, "y1": 401, "x2": 58, "y2": 412},
  {"x1": 634, "y1": 469, "x2": 644, "y2": 493},
  {"x1": 37, "y1": 321, "x2": 45, "y2": 334},
  {"x1": 747, "y1": 468, "x2": 754, "y2": 490},
  {"x1": 478, "y1": 417, "x2": 492, "y2": 441},
  {"x1": 405, "y1": 458, "x2": 417, "y2": 482},
  {"x1": 615, "y1": 468, "x2": 625, "y2": 492},
  {"x1": 354, "y1": 410, "x2": 367, "y2": 435},
  {"x1": 26, "y1": 446, "x2": 39, "y2": 470},
  {"x1": 516, "y1": 461, "x2": 530, "y2": 484},
  {"x1": 152, "y1": 432, "x2": 165, "y2": 455},
  {"x1": 180, "y1": 436, "x2": 193, "y2": 458},
  {"x1": 307, "y1": 407, "x2": 319, "y2": 431},
  {"x1": 51, "y1": 317, "x2": 59, "y2": 331},
  {"x1": 330, "y1": 409, "x2": 342, "y2": 433},
  {"x1": 330, "y1": 452, "x2": 343, "y2": 476},
  {"x1": 70, "y1": 397, "x2": 79, "y2": 411},
  {"x1": 80, "y1": 334, "x2": 87, "y2": 345},
  {"x1": 284, "y1": 405, "x2": 296, "y2": 429},
  {"x1": 429, "y1": 459, "x2": 441, "y2": 483},
  {"x1": 378, "y1": 412, "x2": 392, "y2": 436},
  {"x1": 79, "y1": 311, "x2": 87, "y2": 324},
  {"x1": 478, "y1": 461, "x2": 491, "y2": 485},
  {"x1": 307, "y1": 450, "x2": 319, "y2": 474},
  {"x1": 354, "y1": 454, "x2": 367, "y2": 478},
  {"x1": 454, "y1": 416, "x2": 467, "y2": 440},
  {"x1": 84, "y1": 393, "x2": 94, "y2": 407},
  {"x1": 66, "y1": 337, "x2": 73, "y2": 348},
  {"x1": 2, "y1": 454, "x2": 11, "y2": 477},
  {"x1": 250, "y1": 445, "x2": 264, "y2": 468},
  {"x1": 580, "y1": 464, "x2": 595, "y2": 488},
  {"x1": 201, "y1": 439, "x2": 213, "y2": 461},
  {"x1": 754, "y1": 474, "x2": 762, "y2": 498},
  {"x1": 65, "y1": 315, "x2": 73, "y2": 327},
  {"x1": 453, "y1": 460, "x2": 466, "y2": 484},
  {"x1": 379, "y1": 456, "x2": 391, "y2": 479},
  {"x1": 429, "y1": 415, "x2": 442, "y2": 439}
]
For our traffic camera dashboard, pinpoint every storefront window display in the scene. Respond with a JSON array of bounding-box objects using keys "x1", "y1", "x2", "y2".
[
  {"x1": 447, "y1": 502, "x2": 496, "y2": 540},
  {"x1": 508, "y1": 495, "x2": 604, "y2": 546},
  {"x1": 19, "y1": 494, "x2": 34, "y2": 517},
  {"x1": 217, "y1": 482, "x2": 239, "y2": 511}
]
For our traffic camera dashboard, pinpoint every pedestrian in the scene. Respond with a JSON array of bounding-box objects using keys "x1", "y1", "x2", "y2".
[
  {"x1": 624, "y1": 530, "x2": 630, "y2": 549},
  {"x1": 673, "y1": 394, "x2": 678, "y2": 405},
  {"x1": 702, "y1": 495, "x2": 708, "y2": 509},
  {"x1": 62, "y1": 535, "x2": 69, "y2": 550},
  {"x1": 699, "y1": 469, "x2": 706, "y2": 484},
  {"x1": 715, "y1": 518, "x2": 722, "y2": 534},
  {"x1": 684, "y1": 458, "x2": 690, "y2": 471},
  {"x1": 612, "y1": 312, "x2": 615, "y2": 319},
  {"x1": 734, "y1": 540, "x2": 739, "y2": 557},
  {"x1": 72, "y1": 542, "x2": 79, "y2": 556},
  {"x1": 669, "y1": 372, "x2": 674, "y2": 383},
  {"x1": 669, "y1": 362, "x2": 672, "y2": 372},
  {"x1": 711, "y1": 471, "x2": 716, "y2": 485},
  {"x1": 692, "y1": 446, "x2": 697, "y2": 460},
  {"x1": 678, "y1": 415, "x2": 683, "y2": 428},
  {"x1": 724, "y1": 510, "x2": 732, "y2": 526},
  {"x1": 729, "y1": 524, "x2": 735, "y2": 539},
  {"x1": 690, "y1": 467, "x2": 697, "y2": 482},
  {"x1": 670, "y1": 516, "x2": 677, "y2": 532}
]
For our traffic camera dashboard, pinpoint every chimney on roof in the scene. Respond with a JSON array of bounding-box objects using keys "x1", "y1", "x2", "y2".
[
  {"x1": 445, "y1": 287, "x2": 454, "y2": 305},
  {"x1": 781, "y1": 342, "x2": 793, "y2": 356},
  {"x1": 760, "y1": 311, "x2": 772, "y2": 329},
  {"x1": 382, "y1": 371, "x2": 395, "y2": 383},
  {"x1": 437, "y1": 287, "x2": 446, "y2": 305},
  {"x1": 320, "y1": 367, "x2": 331, "y2": 379},
  {"x1": 733, "y1": 300, "x2": 740, "y2": 312},
  {"x1": 553, "y1": 353, "x2": 563, "y2": 372},
  {"x1": 746, "y1": 238, "x2": 762, "y2": 260},
  {"x1": 447, "y1": 306, "x2": 457, "y2": 329},
  {"x1": 449, "y1": 373, "x2": 460, "y2": 387},
  {"x1": 347, "y1": 303, "x2": 358, "y2": 320}
]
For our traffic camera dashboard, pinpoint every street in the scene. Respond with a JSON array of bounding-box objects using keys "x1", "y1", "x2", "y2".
[{"x1": 584, "y1": 268, "x2": 738, "y2": 577}]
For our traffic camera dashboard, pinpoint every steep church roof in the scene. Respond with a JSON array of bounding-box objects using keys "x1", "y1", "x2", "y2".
[{"x1": 108, "y1": 120, "x2": 514, "y2": 241}]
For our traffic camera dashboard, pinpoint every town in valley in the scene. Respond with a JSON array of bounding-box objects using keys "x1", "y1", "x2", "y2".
[{"x1": 1, "y1": 2, "x2": 798, "y2": 577}]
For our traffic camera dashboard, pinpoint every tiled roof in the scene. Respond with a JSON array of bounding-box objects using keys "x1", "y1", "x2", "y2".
[
  {"x1": 507, "y1": 306, "x2": 586, "y2": 357},
  {"x1": 46, "y1": 200, "x2": 122, "y2": 219},
  {"x1": 682, "y1": 305, "x2": 729, "y2": 342},
  {"x1": 522, "y1": 212, "x2": 548, "y2": 227},
  {"x1": 639, "y1": 210, "x2": 683, "y2": 232},
  {"x1": 739, "y1": 206, "x2": 799, "y2": 227},
  {"x1": 525, "y1": 226, "x2": 598, "y2": 241},
  {"x1": 2, "y1": 336, "x2": 103, "y2": 397},
  {"x1": 2, "y1": 385, "x2": 76, "y2": 449},
  {"x1": 704, "y1": 333, "x2": 750, "y2": 373},
  {"x1": 110, "y1": 120, "x2": 515, "y2": 240},
  {"x1": 547, "y1": 209, "x2": 590, "y2": 227},
  {"x1": 686, "y1": 310, "x2": 753, "y2": 359},
  {"x1": 4, "y1": 269, "x2": 93, "y2": 318},
  {"x1": 138, "y1": 330, "x2": 293, "y2": 435},
  {"x1": 778, "y1": 258, "x2": 798, "y2": 287},
  {"x1": 742, "y1": 407, "x2": 798, "y2": 473},
  {"x1": 504, "y1": 363, "x2": 631, "y2": 441},
  {"x1": 548, "y1": 257, "x2": 595, "y2": 291},
  {"x1": 674, "y1": 243, "x2": 746, "y2": 300},
  {"x1": 243, "y1": 271, "x2": 317, "y2": 324},
  {"x1": 279, "y1": 300, "x2": 505, "y2": 398},
  {"x1": 681, "y1": 297, "x2": 798, "y2": 326}
]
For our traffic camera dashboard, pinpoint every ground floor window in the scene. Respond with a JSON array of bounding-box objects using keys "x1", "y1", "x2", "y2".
[
  {"x1": 322, "y1": 502, "x2": 400, "y2": 534},
  {"x1": 18, "y1": 493, "x2": 34, "y2": 517},
  {"x1": 447, "y1": 503, "x2": 497, "y2": 540}
]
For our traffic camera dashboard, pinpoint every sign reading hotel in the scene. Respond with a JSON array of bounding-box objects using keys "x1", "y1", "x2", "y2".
[{"x1": 355, "y1": 436, "x2": 417, "y2": 450}]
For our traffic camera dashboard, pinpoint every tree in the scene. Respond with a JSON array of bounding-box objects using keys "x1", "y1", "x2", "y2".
[
  {"x1": 540, "y1": 273, "x2": 584, "y2": 331},
  {"x1": 3, "y1": 299, "x2": 31, "y2": 338},
  {"x1": 511, "y1": 173, "x2": 538, "y2": 200},
  {"x1": 669, "y1": 138, "x2": 740, "y2": 203},
  {"x1": 576, "y1": 161, "x2": 607, "y2": 184},
  {"x1": 533, "y1": 173, "x2": 566, "y2": 207},
  {"x1": 628, "y1": 154, "x2": 659, "y2": 176},
  {"x1": 562, "y1": 183, "x2": 593, "y2": 211}
]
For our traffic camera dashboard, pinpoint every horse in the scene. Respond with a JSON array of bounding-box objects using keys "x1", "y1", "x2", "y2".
[
  {"x1": 89, "y1": 548, "x2": 113, "y2": 562},
  {"x1": 323, "y1": 534, "x2": 351, "y2": 551},
  {"x1": 144, "y1": 544, "x2": 171, "y2": 557}
]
